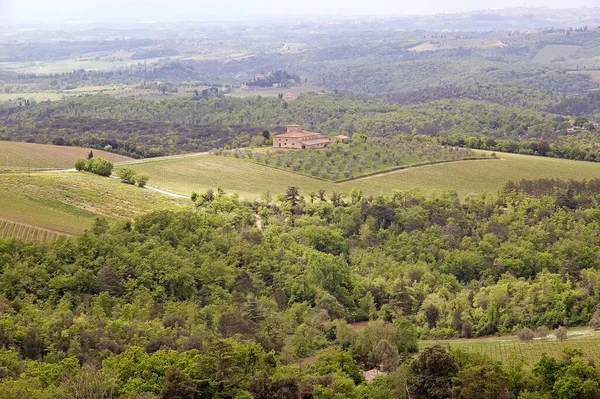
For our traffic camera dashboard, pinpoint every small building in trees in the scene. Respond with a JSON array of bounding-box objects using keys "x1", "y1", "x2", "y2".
[
  {"x1": 334, "y1": 134, "x2": 350, "y2": 143},
  {"x1": 283, "y1": 92, "x2": 296, "y2": 101},
  {"x1": 360, "y1": 368, "x2": 386, "y2": 382},
  {"x1": 254, "y1": 72, "x2": 271, "y2": 81},
  {"x1": 273, "y1": 124, "x2": 332, "y2": 149}
]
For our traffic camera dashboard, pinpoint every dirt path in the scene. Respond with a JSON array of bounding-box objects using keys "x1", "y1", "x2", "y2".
[
  {"x1": 144, "y1": 185, "x2": 189, "y2": 199},
  {"x1": 105, "y1": 175, "x2": 189, "y2": 199},
  {"x1": 255, "y1": 214, "x2": 263, "y2": 230},
  {"x1": 38, "y1": 168, "x2": 76, "y2": 173}
]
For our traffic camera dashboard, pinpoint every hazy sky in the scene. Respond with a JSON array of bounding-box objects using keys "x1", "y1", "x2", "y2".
[{"x1": 2, "y1": 0, "x2": 600, "y2": 22}]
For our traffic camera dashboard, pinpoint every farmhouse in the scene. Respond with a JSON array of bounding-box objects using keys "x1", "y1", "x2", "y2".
[
  {"x1": 254, "y1": 72, "x2": 271, "y2": 81},
  {"x1": 273, "y1": 125, "x2": 332, "y2": 149}
]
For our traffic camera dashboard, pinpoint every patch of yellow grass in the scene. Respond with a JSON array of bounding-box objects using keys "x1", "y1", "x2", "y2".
[{"x1": 0, "y1": 141, "x2": 132, "y2": 170}]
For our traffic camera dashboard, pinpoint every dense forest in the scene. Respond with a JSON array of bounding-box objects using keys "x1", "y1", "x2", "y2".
[{"x1": 0, "y1": 180, "x2": 600, "y2": 397}]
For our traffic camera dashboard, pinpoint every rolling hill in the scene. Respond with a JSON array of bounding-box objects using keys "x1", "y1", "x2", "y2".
[
  {"x1": 0, "y1": 172, "x2": 189, "y2": 235},
  {"x1": 125, "y1": 150, "x2": 600, "y2": 200}
]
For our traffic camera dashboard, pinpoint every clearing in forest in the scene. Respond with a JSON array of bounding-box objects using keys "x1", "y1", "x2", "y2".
[
  {"x1": 227, "y1": 84, "x2": 325, "y2": 98},
  {"x1": 567, "y1": 69, "x2": 600, "y2": 83},
  {"x1": 408, "y1": 39, "x2": 505, "y2": 52},
  {"x1": 533, "y1": 44, "x2": 581, "y2": 63}
]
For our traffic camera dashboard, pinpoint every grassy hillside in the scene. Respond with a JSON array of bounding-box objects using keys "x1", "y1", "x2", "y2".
[
  {"x1": 0, "y1": 141, "x2": 131, "y2": 170},
  {"x1": 0, "y1": 172, "x2": 189, "y2": 234},
  {"x1": 127, "y1": 150, "x2": 600, "y2": 199}
]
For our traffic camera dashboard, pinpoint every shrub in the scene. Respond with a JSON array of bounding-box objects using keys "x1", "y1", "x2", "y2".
[
  {"x1": 555, "y1": 326, "x2": 568, "y2": 341},
  {"x1": 74, "y1": 157, "x2": 113, "y2": 177},
  {"x1": 86, "y1": 158, "x2": 114, "y2": 177},
  {"x1": 117, "y1": 168, "x2": 137, "y2": 184},
  {"x1": 590, "y1": 312, "x2": 600, "y2": 329},
  {"x1": 74, "y1": 158, "x2": 87, "y2": 171},
  {"x1": 517, "y1": 327, "x2": 535, "y2": 342},
  {"x1": 135, "y1": 174, "x2": 150, "y2": 188},
  {"x1": 536, "y1": 325, "x2": 549, "y2": 339}
]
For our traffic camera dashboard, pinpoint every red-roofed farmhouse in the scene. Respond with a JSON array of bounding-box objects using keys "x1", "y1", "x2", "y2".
[{"x1": 273, "y1": 124, "x2": 332, "y2": 149}]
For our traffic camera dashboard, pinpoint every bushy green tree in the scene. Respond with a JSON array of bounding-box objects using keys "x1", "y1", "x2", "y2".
[
  {"x1": 160, "y1": 366, "x2": 195, "y2": 399},
  {"x1": 74, "y1": 158, "x2": 87, "y2": 171},
  {"x1": 135, "y1": 174, "x2": 150, "y2": 187},
  {"x1": 87, "y1": 157, "x2": 114, "y2": 177},
  {"x1": 451, "y1": 362, "x2": 510, "y2": 399},
  {"x1": 117, "y1": 168, "x2": 137, "y2": 184},
  {"x1": 412, "y1": 345, "x2": 457, "y2": 399}
]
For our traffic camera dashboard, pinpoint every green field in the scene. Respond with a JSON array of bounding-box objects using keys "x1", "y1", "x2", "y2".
[
  {"x1": 533, "y1": 44, "x2": 581, "y2": 63},
  {"x1": 0, "y1": 172, "x2": 189, "y2": 235},
  {"x1": 126, "y1": 151, "x2": 600, "y2": 200},
  {"x1": 0, "y1": 219, "x2": 65, "y2": 241},
  {"x1": 421, "y1": 329, "x2": 600, "y2": 364},
  {"x1": 0, "y1": 141, "x2": 132, "y2": 170}
]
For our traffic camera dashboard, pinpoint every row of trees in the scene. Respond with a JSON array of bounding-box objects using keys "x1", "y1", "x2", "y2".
[
  {"x1": 117, "y1": 167, "x2": 150, "y2": 187},
  {"x1": 74, "y1": 157, "x2": 113, "y2": 176}
]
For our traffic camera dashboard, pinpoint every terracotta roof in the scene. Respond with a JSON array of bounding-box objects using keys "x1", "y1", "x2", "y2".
[
  {"x1": 274, "y1": 131, "x2": 323, "y2": 139},
  {"x1": 361, "y1": 369, "x2": 386, "y2": 382},
  {"x1": 302, "y1": 138, "x2": 332, "y2": 146}
]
